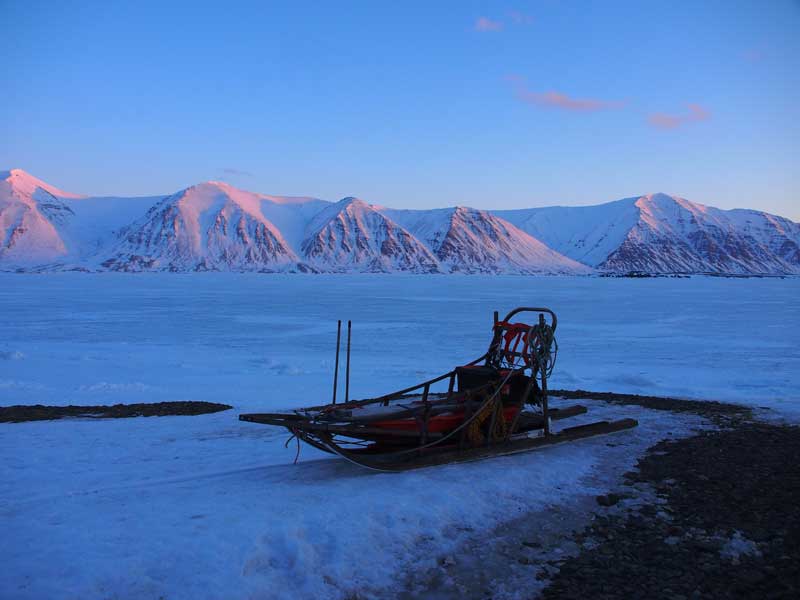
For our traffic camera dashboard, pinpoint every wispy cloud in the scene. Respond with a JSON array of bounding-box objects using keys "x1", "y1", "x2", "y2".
[
  {"x1": 648, "y1": 104, "x2": 711, "y2": 130},
  {"x1": 220, "y1": 167, "x2": 253, "y2": 177},
  {"x1": 507, "y1": 76, "x2": 624, "y2": 112},
  {"x1": 520, "y1": 90, "x2": 624, "y2": 111},
  {"x1": 474, "y1": 12, "x2": 533, "y2": 32},
  {"x1": 474, "y1": 16, "x2": 503, "y2": 32}
]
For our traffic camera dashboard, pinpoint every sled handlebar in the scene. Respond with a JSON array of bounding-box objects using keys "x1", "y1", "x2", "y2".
[{"x1": 500, "y1": 307, "x2": 557, "y2": 332}]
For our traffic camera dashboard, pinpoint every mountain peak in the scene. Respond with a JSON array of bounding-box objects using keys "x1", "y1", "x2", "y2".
[
  {"x1": 196, "y1": 180, "x2": 235, "y2": 189},
  {"x1": 337, "y1": 196, "x2": 369, "y2": 208},
  {"x1": 0, "y1": 169, "x2": 76, "y2": 264},
  {"x1": 179, "y1": 180, "x2": 241, "y2": 196},
  {"x1": 640, "y1": 192, "x2": 674, "y2": 201},
  {"x1": 1, "y1": 168, "x2": 36, "y2": 181},
  {"x1": 635, "y1": 193, "x2": 715, "y2": 223},
  {"x1": 1, "y1": 168, "x2": 84, "y2": 199},
  {"x1": 103, "y1": 179, "x2": 298, "y2": 272},
  {"x1": 382, "y1": 205, "x2": 591, "y2": 274},
  {"x1": 302, "y1": 197, "x2": 439, "y2": 272}
]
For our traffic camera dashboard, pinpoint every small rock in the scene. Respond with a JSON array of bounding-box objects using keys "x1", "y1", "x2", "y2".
[
  {"x1": 596, "y1": 493, "x2": 621, "y2": 507},
  {"x1": 667, "y1": 525, "x2": 683, "y2": 536}
]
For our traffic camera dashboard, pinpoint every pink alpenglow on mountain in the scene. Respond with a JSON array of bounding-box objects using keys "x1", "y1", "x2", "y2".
[
  {"x1": 301, "y1": 198, "x2": 440, "y2": 273},
  {"x1": 2, "y1": 169, "x2": 799, "y2": 275},
  {"x1": 0, "y1": 169, "x2": 81, "y2": 266},
  {"x1": 382, "y1": 206, "x2": 592, "y2": 274},
  {"x1": 497, "y1": 193, "x2": 800, "y2": 275},
  {"x1": 103, "y1": 182, "x2": 308, "y2": 272}
]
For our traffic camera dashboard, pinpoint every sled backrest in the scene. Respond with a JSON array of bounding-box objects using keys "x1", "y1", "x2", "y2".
[
  {"x1": 490, "y1": 320, "x2": 534, "y2": 367},
  {"x1": 486, "y1": 307, "x2": 557, "y2": 370}
]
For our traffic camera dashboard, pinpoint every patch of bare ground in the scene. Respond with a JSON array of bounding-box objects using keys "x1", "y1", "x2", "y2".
[
  {"x1": 0, "y1": 401, "x2": 232, "y2": 423},
  {"x1": 551, "y1": 389, "x2": 752, "y2": 425},
  {"x1": 398, "y1": 391, "x2": 797, "y2": 599},
  {"x1": 540, "y1": 393, "x2": 799, "y2": 600}
]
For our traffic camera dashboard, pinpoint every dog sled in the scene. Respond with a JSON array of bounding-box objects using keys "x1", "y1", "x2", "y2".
[{"x1": 240, "y1": 307, "x2": 637, "y2": 471}]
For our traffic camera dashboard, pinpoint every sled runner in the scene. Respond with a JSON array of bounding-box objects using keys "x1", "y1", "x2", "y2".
[{"x1": 240, "y1": 307, "x2": 638, "y2": 471}]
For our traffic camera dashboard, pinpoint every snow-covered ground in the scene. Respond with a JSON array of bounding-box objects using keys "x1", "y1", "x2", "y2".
[{"x1": 1, "y1": 274, "x2": 798, "y2": 599}]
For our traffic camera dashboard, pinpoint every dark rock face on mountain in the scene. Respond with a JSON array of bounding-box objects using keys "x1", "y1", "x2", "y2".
[
  {"x1": 102, "y1": 182, "x2": 300, "y2": 272},
  {"x1": 3, "y1": 170, "x2": 798, "y2": 276},
  {"x1": 382, "y1": 206, "x2": 591, "y2": 274},
  {"x1": 499, "y1": 193, "x2": 800, "y2": 275},
  {"x1": 301, "y1": 198, "x2": 440, "y2": 273},
  {"x1": 599, "y1": 195, "x2": 800, "y2": 274}
]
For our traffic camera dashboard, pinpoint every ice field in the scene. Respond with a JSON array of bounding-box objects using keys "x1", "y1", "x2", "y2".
[
  {"x1": 1, "y1": 274, "x2": 799, "y2": 599},
  {"x1": 2, "y1": 274, "x2": 798, "y2": 413}
]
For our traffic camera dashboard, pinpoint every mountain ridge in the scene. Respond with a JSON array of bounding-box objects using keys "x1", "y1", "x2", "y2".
[
  {"x1": 382, "y1": 206, "x2": 591, "y2": 274},
  {"x1": 300, "y1": 197, "x2": 440, "y2": 273},
  {"x1": 101, "y1": 182, "x2": 302, "y2": 272},
  {"x1": 1, "y1": 169, "x2": 797, "y2": 275},
  {"x1": 498, "y1": 193, "x2": 800, "y2": 275}
]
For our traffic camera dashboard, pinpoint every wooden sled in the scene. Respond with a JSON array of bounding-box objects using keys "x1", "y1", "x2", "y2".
[{"x1": 240, "y1": 307, "x2": 638, "y2": 471}]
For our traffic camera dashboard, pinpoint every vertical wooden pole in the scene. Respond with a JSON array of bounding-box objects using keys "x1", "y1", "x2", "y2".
[
  {"x1": 539, "y1": 313, "x2": 550, "y2": 436},
  {"x1": 345, "y1": 320, "x2": 352, "y2": 404},
  {"x1": 332, "y1": 320, "x2": 341, "y2": 404}
]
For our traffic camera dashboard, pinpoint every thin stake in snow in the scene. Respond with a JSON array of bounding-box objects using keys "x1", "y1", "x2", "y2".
[
  {"x1": 345, "y1": 320, "x2": 352, "y2": 404},
  {"x1": 332, "y1": 320, "x2": 342, "y2": 404}
]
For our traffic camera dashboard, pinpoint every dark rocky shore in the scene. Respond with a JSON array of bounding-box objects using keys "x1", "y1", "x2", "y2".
[
  {"x1": 0, "y1": 401, "x2": 232, "y2": 423},
  {"x1": 398, "y1": 391, "x2": 798, "y2": 599},
  {"x1": 540, "y1": 393, "x2": 800, "y2": 599}
]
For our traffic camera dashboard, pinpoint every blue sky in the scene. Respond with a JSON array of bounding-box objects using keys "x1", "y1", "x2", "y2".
[{"x1": 2, "y1": 1, "x2": 798, "y2": 218}]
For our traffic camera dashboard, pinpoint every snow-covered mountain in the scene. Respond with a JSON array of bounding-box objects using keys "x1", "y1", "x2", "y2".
[
  {"x1": 102, "y1": 182, "x2": 313, "y2": 272},
  {"x1": 495, "y1": 198, "x2": 640, "y2": 268},
  {"x1": 0, "y1": 169, "x2": 169, "y2": 270},
  {"x1": 499, "y1": 193, "x2": 800, "y2": 275},
  {"x1": 2, "y1": 169, "x2": 798, "y2": 276},
  {"x1": 603, "y1": 194, "x2": 800, "y2": 274},
  {"x1": 383, "y1": 206, "x2": 591, "y2": 274},
  {"x1": 0, "y1": 169, "x2": 80, "y2": 266},
  {"x1": 301, "y1": 198, "x2": 440, "y2": 273}
]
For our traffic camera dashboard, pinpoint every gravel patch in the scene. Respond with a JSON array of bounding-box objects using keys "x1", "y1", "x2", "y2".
[
  {"x1": 0, "y1": 401, "x2": 232, "y2": 423},
  {"x1": 541, "y1": 420, "x2": 800, "y2": 599}
]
